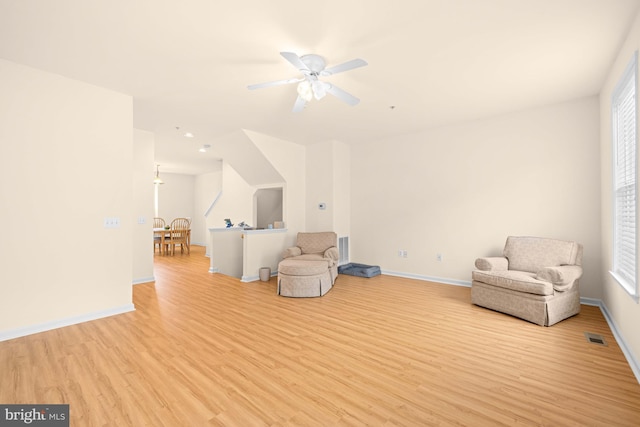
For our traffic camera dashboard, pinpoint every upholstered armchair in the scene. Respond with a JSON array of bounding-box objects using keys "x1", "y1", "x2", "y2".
[
  {"x1": 278, "y1": 232, "x2": 339, "y2": 297},
  {"x1": 471, "y1": 236, "x2": 583, "y2": 326},
  {"x1": 282, "y1": 232, "x2": 339, "y2": 282}
]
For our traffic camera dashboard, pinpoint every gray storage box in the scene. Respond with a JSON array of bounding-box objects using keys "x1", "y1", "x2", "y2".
[{"x1": 338, "y1": 263, "x2": 381, "y2": 278}]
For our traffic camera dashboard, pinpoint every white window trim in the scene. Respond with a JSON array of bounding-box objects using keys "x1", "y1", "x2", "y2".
[{"x1": 610, "y1": 50, "x2": 640, "y2": 303}]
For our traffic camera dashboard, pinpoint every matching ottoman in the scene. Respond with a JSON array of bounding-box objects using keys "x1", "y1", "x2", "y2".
[{"x1": 277, "y1": 259, "x2": 333, "y2": 297}]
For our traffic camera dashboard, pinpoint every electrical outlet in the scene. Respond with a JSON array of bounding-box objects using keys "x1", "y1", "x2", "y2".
[
  {"x1": 436, "y1": 253, "x2": 443, "y2": 262},
  {"x1": 398, "y1": 250, "x2": 403, "y2": 257},
  {"x1": 403, "y1": 250, "x2": 408, "y2": 258}
]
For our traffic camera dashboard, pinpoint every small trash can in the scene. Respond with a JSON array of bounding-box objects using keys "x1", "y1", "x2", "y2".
[{"x1": 259, "y1": 267, "x2": 271, "y2": 282}]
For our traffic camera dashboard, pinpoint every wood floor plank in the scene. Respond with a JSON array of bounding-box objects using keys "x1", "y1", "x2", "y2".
[{"x1": 1, "y1": 245, "x2": 639, "y2": 426}]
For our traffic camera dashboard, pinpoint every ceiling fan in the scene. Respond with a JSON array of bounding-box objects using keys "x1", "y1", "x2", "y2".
[{"x1": 247, "y1": 52, "x2": 367, "y2": 112}]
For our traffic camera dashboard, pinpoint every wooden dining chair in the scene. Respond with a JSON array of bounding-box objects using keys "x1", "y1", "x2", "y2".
[
  {"x1": 166, "y1": 218, "x2": 190, "y2": 255},
  {"x1": 153, "y1": 217, "x2": 166, "y2": 254}
]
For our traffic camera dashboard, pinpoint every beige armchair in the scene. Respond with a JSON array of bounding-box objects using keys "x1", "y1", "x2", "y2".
[
  {"x1": 278, "y1": 232, "x2": 339, "y2": 297},
  {"x1": 471, "y1": 236, "x2": 583, "y2": 326}
]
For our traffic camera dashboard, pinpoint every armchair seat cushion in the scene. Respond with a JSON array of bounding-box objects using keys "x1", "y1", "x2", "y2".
[
  {"x1": 278, "y1": 259, "x2": 329, "y2": 276},
  {"x1": 472, "y1": 270, "x2": 553, "y2": 296}
]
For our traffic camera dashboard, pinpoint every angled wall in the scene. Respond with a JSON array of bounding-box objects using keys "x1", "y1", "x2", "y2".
[{"x1": 213, "y1": 130, "x2": 284, "y2": 186}]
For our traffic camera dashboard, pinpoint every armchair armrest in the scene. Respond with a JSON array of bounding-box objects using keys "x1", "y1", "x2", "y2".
[
  {"x1": 475, "y1": 257, "x2": 508, "y2": 271},
  {"x1": 282, "y1": 246, "x2": 302, "y2": 259},
  {"x1": 536, "y1": 265, "x2": 583, "y2": 291},
  {"x1": 324, "y1": 247, "x2": 339, "y2": 266}
]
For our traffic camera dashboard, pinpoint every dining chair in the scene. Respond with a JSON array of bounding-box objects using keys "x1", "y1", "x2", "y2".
[
  {"x1": 153, "y1": 217, "x2": 166, "y2": 254},
  {"x1": 165, "y1": 217, "x2": 190, "y2": 255}
]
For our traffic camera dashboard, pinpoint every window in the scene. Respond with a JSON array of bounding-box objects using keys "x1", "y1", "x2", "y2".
[{"x1": 612, "y1": 51, "x2": 639, "y2": 301}]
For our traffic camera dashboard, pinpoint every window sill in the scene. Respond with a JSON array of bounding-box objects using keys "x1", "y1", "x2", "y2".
[{"x1": 609, "y1": 270, "x2": 640, "y2": 303}]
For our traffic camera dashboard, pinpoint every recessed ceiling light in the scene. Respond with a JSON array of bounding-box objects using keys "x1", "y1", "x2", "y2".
[
  {"x1": 199, "y1": 144, "x2": 211, "y2": 153},
  {"x1": 184, "y1": 132, "x2": 194, "y2": 138}
]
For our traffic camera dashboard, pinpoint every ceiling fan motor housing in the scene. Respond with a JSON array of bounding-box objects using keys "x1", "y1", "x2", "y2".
[{"x1": 300, "y1": 54, "x2": 326, "y2": 74}]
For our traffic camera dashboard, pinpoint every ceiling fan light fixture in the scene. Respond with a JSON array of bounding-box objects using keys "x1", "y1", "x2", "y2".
[
  {"x1": 311, "y1": 80, "x2": 328, "y2": 100},
  {"x1": 249, "y1": 52, "x2": 367, "y2": 110},
  {"x1": 154, "y1": 165, "x2": 164, "y2": 185},
  {"x1": 297, "y1": 80, "x2": 313, "y2": 102}
]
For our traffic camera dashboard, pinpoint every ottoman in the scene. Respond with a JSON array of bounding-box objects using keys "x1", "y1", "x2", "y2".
[{"x1": 277, "y1": 259, "x2": 333, "y2": 297}]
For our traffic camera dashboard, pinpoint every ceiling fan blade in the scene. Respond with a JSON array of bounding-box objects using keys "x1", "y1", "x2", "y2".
[
  {"x1": 292, "y1": 95, "x2": 306, "y2": 112},
  {"x1": 326, "y1": 84, "x2": 360, "y2": 106},
  {"x1": 247, "y1": 78, "x2": 302, "y2": 90},
  {"x1": 322, "y1": 58, "x2": 368, "y2": 76},
  {"x1": 280, "y1": 52, "x2": 310, "y2": 72}
]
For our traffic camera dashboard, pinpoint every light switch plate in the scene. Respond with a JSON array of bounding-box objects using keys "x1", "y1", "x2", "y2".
[{"x1": 104, "y1": 217, "x2": 121, "y2": 228}]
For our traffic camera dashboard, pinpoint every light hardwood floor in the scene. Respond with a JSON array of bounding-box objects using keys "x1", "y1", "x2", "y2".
[{"x1": 1, "y1": 245, "x2": 639, "y2": 426}]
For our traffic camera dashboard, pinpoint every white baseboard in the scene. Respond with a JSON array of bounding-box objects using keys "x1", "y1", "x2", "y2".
[
  {"x1": 0, "y1": 304, "x2": 135, "y2": 342},
  {"x1": 242, "y1": 271, "x2": 278, "y2": 283},
  {"x1": 581, "y1": 297, "x2": 640, "y2": 384},
  {"x1": 133, "y1": 276, "x2": 154, "y2": 285},
  {"x1": 579, "y1": 297, "x2": 600, "y2": 306},
  {"x1": 381, "y1": 269, "x2": 472, "y2": 287}
]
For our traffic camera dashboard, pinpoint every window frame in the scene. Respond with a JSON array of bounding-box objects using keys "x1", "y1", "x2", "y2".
[{"x1": 611, "y1": 50, "x2": 640, "y2": 303}]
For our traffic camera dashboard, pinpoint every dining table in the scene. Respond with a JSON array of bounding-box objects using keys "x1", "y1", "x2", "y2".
[{"x1": 154, "y1": 227, "x2": 191, "y2": 255}]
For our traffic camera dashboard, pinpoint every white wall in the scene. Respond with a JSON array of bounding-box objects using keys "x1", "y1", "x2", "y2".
[
  {"x1": 0, "y1": 59, "x2": 134, "y2": 337},
  {"x1": 242, "y1": 230, "x2": 290, "y2": 281},
  {"x1": 245, "y1": 130, "x2": 307, "y2": 234},
  {"x1": 305, "y1": 140, "x2": 351, "y2": 236},
  {"x1": 254, "y1": 188, "x2": 283, "y2": 229},
  {"x1": 351, "y1": 97, "x2": 601, "y2": 293},
  {"x1": 195, "y1": 165, "x2": 223, "y2": 246},
  {"x1": 332, "y1": 140, "x2": 351, "y2": 238},
  {"x1": 209, "y1": 228, "x2": 244, "y2": 277},
  {"x1": 157, "y1": 172, "x2": 195, "y2": 227},
  {"x1": 132, "y1": 129, "x2": 155, "y2": 284},
  {"x1": 306, "y1": 142, "x2": 334, "y2": 232},
  {"x1": 599, "y1": 8, "x2": 640, "y2": 376},
  {"x1": 209, "y1": 162, "x2": 255, "y2": 229}
]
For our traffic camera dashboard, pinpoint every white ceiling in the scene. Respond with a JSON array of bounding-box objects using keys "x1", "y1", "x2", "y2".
[{"x1": 1, "y1": 0, "x2": 639, "y2": 174}]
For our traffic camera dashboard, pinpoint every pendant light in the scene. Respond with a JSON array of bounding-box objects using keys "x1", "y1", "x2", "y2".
[{"x1": 154, "y1": 164, "x2": 164, "y2": 185}]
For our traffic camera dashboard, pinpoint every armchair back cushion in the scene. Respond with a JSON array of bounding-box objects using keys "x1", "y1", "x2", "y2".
[
  {"x1": 504, "y1": 236, "x2": 582, "y2": 273},
  {"x1": 296, "y1": 232, "x2": 337, "y2": 255}
]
